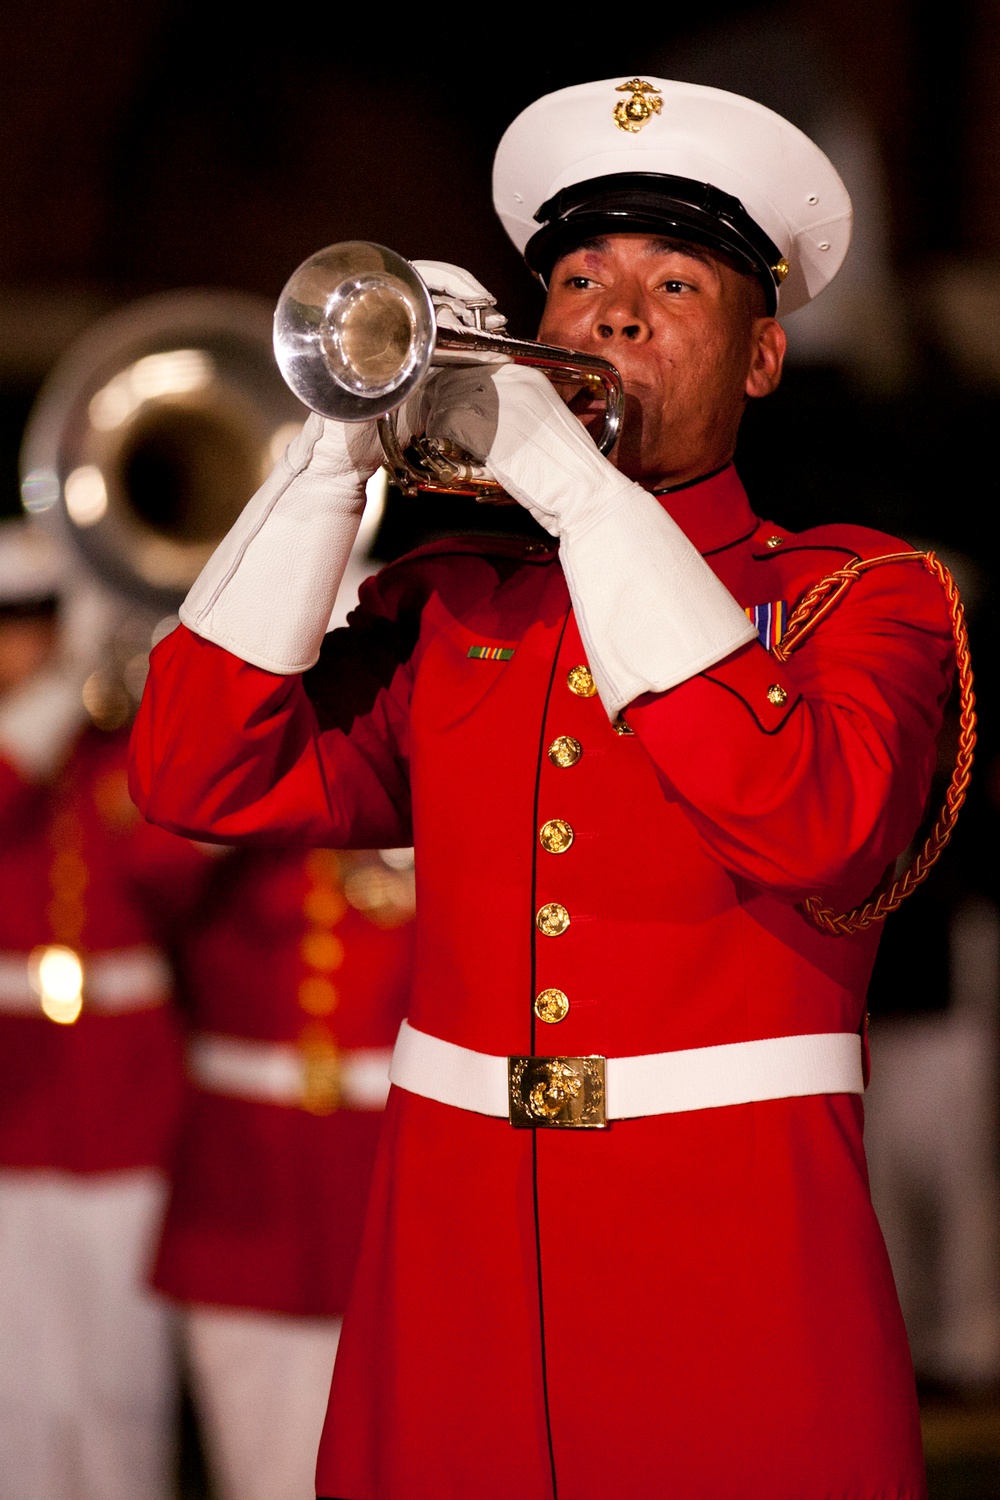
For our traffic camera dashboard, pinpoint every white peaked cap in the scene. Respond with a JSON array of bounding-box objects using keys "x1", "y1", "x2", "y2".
[
  {"x1": 0, "y1": 519, "x2": 66, "y2": 607},
  {"x1": 493, "y1": 76, "x2": 852, "y2": 314}
]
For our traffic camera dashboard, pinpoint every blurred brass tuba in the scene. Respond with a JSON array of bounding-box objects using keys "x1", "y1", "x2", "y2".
[
  {"x1": 273, "y1": 242, "x2": 624, "y2": 498},
  {"x1": 20, "y1": 290, "x2": 309, "y2": 614}
]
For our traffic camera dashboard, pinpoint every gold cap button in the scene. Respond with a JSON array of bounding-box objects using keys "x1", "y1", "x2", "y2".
[
  {"x1": 567, "y1": 665, "x2": 596, "y2": 697},
  {"x1": 536, "y1": 902, "x2": 571, "y2": 937},
  {"x1": 535, "y1": 988, "x2": 570, "y2": 1024},
  {"x1": 539, "y1": 818, "x2": 574, "y2": 854},
  {"x1": 767, "y1": 683, "x2": 788, "y2": 706},
  {"x1": 548, "y1": 735, "x2": 582, "y2": 768},
  {"x1": 765, "y1": 535, "x2": 784, "y2": 549}
]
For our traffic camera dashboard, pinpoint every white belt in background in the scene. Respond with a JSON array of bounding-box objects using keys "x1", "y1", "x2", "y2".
[
  {"x1": 0, "y1": 946, "x2": 172, "y2": 1016},
  {"x1": 389, "y1": 1018, "x2": 864, "y2": 1130},
  {"x1": 188, "y1": 1033, "x2": 393, "y2": 1113}
]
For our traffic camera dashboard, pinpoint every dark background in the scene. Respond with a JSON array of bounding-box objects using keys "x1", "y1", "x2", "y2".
[{"x1": 3, "y1": 2, "x2": 999, "y2": 1489}]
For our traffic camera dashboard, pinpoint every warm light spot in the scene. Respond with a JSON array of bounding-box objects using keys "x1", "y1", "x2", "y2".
[
  {"x1": 29, "y1": 945, "x2": 84, "y2": 1025},
  {"x1": 64, "y1": 466, "x2": 108, "y2": 526}
]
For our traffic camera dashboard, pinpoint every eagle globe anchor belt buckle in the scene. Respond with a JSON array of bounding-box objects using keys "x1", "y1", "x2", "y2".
[{"x1": 508, "y1": 1053, "x2": 607, "y2": 1128}]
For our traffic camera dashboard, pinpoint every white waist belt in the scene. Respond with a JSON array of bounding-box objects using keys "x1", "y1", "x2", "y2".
[
  {"x1": 189, "y1": 1033, "x2": 393, "y2": 1112},
  {"x1": 0, "y1": 946, "x2": 171, "y2": 1016},
  {"x1": 389, "y1": 1018, "x2": 864, "y2": 1126}
]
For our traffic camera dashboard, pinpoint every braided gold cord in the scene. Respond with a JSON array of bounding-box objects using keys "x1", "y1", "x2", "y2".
[{"x1": 772, "y1": 551, "x2": 976, "y2": 937}]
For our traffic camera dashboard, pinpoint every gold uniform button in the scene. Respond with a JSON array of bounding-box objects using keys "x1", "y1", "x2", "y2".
[
  {"x1": 298, "y1": 976, "x2": 338, "y2": 1016},
  {"x1": 536, "y1": 902, "x2": 571, "y2": 937},
  {"x1": 765, "y1": 535, "x2": 784, "y2": 549},
  {"x1": 534, "y1": 988, "x2": 570, "y2": 1024},
  {"x1": 539, "y1": 818, "x2": 574, "y2": 854},
  {"x1": 567, "y1": 665, "x2": 596, "y2": 697},
  {"x1": 300, "y1": 931, "x2": 345, "y2": 971},
  {"x1": 548, "y1": 734, "x2": 582, "y2": 768},
  {"x1": 767, "y1": 683, "x2": 788, "y2": 706},
  {"x1": 611, "y1": 713, "x2": 634, "y2": 736}
]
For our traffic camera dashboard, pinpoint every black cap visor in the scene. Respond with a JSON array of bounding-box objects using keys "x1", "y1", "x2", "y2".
[{"x1": 525, "y1": 173, "x2": 784, "y2": 314}]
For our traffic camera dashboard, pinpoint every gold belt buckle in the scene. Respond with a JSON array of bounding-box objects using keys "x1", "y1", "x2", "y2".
[{"x1": 508, "y1": 1054, "x2": 607, "y2": 1129}]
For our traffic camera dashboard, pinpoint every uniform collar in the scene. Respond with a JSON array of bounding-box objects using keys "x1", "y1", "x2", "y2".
[{"x1": 652, "y1": 463, "x2": 758, "y2": 556}]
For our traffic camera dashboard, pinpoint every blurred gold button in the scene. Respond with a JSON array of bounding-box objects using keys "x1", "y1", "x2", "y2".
[
  {"x1": 536, "y1": 903, "x2": 570, "y2": 937},
  {"x1": 302, "y1": 886, "x2": 348, "y2": 925},
  {"x1": 567, "y1": 665, "x2": 596, "y2": 697},
  {"x1": 535, "y1": 988, "x2": 570, "y2": 1024},
  {"x1": 298, "y1": 976, "x2": 338, "y2": 1016},
  {"x1": 765, "y1": 535, "x2": 784, "y2": 549},
  {"x1": 548, "y1": 735, "x2": 582, "y2": 768},
  {"x1": 539, "y1": 819, "x2": 574, "y2": 854},
  {"x1": 767, "y1": 684, "x2": 788, "y2": 706},
  {"x1": 300, "y1": 931, "x2": 345, "y2": 971},
  {"x1": 611, "y1": 713, "x2": 634, "y2": 736}
]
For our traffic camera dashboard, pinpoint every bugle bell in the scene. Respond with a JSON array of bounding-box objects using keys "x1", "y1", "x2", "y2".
[{"x1": 272, "y1": 241, "x2": 624, "y2": 498}]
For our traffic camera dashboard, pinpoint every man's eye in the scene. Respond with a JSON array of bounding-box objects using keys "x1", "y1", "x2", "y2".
[
  {"x1": 660, "y1": 279, "x2": 691, "y2": 293},
  {"x1": 566, "y1": 275, "x2": 596, "y2": 289}
]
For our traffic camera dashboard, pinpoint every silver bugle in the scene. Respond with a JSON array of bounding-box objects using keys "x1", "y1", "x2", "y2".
[{"x1": 272, "y1": 241, "x2": 624, "y2": 498}]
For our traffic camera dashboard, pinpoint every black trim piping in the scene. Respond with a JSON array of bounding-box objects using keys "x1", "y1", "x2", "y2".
[
  {"x1": 528, "y1": 606, "x2": 571, "y2": 1499},
  {"x1": 652, "y1": 461, "x2": 732, "y2": 496},
  {"x1": 700, "y1": 673, "x2": 803, "y2": 733},
  {"x1": 750, "y1": 543, "x2": 858, "y2": 563},
  {"x1": 704, "y1": 522, "x2": 760, "y2": 558}
]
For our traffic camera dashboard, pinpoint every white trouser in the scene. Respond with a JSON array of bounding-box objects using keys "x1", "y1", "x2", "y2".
[
  {"x1": 184, "y1": 1306, "x2": 342, "y2": 1500},
  {"x1": 0, "y1": 1169, "x2": 176, "y2": 1500},
  {"x1": 865, "y1": 898, "x2": 1000, "y2": 1386}
]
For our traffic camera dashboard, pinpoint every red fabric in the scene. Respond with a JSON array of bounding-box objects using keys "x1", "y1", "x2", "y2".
[
  {"x1": 0, "y1": 726, "x2": 208, "y2": 1173},
  {"x1": 153, "y1": 846, "x2": 414, "y2": 1315},
  {"x1": 131, "y1": 465, "x2": 950, "y2": 1498}
]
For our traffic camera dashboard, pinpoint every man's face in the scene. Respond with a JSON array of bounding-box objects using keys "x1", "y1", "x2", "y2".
[{"x1": 537, "y1": 232, "x2": 786, "y2": 488}]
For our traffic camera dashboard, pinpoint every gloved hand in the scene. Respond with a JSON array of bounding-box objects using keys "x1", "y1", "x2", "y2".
[
  {"x1": 420, "y1": 362, "x2": 756, "y2": 716},
  {"x1": 181, "y1": 410, "x2": 396, "y2": 675},
  {"x1": 410, "y1": 262, "x2": 507, "y2": 335}
]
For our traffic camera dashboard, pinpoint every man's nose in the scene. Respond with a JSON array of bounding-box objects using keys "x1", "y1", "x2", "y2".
[{"x1": 593, "y1": 295, "x2": 651, "y2": 343}]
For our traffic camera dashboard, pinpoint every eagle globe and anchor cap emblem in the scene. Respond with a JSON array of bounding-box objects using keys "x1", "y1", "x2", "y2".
[{"x1": 613, "y1": 78, "x2": 663, "y2": 133}]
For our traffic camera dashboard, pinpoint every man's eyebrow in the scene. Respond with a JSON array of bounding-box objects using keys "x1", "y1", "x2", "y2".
[
  {"x1": 564, "y1": 236, "x2": 611, "y2": 256},
  {"x1": 643, "y1": 237, "x2": 714, "y2": 265}
]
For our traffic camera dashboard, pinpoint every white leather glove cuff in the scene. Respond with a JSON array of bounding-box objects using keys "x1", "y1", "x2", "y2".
[
  {"x1": 479, "y1": 366, "x2": 758, "y2": 717},
  {"x1": 0, "y1": 668, "x2": 87, "y2": 782},
  {"x1": 180, "y1": 414, "x2": 377, "y2": 674},
  {"x1": 560, "y1": 488, "x2": 757, "y2": 716}
]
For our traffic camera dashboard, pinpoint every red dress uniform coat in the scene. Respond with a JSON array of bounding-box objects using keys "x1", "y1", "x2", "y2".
[
  {"x1": 153, "y1": 845, "x2": 414, "y2": 1316},
  {"x1": 130, "y1": 466, "x2": 954, "y2": 1500},
  {"x1": 0, "y1": 724, "x2": 206, "y2": 1174}
]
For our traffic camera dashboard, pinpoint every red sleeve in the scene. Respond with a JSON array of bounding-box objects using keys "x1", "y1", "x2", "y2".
[
  {"x1": 130, "y1": 581, "x2": 415, "y2": 849},
  {"x1": 627, "y1": 558, "x2": 956, "y2": 905}
]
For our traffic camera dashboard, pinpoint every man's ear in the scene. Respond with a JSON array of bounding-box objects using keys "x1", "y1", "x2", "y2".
[{"x1": 745, "y1": 318, "x2": 786, "y2": 400}]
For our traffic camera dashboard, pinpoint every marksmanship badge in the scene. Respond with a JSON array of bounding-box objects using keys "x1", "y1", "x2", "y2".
[{"x1": 613, "y1": 79, "x2": 663, "y2": 133}]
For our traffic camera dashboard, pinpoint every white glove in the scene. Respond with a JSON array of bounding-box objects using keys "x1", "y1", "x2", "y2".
[
  {"x1": 181, "y1": 413, "x2": 388, "y2": 675},
  {"x1": 410, "y1": 262, "x2": 507, "y2": 335},
  {"x1": 420, "y1": 363, "x2": 757, "y2": 716}
]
